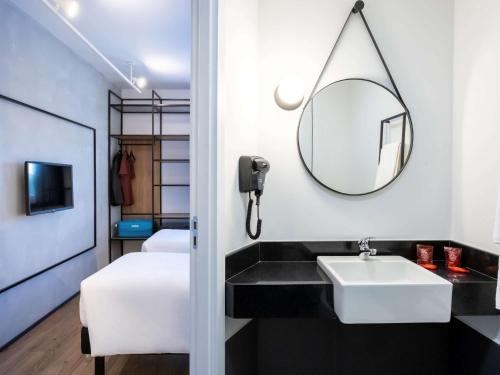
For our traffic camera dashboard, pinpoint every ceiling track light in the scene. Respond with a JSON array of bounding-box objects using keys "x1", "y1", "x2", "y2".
[
  {"x1": 40, "y1": 0, "x2": 142, "y2": 93},
  {"x1": 128, "y1": 63, "x2": 147, "y2": 90}
]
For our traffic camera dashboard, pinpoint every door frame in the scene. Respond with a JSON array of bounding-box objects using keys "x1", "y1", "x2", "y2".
[{"x1": 190, "y1": 0, "x2": 224, "y2": 374}]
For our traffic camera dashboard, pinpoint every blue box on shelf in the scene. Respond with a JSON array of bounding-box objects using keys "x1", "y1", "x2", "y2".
[{"x1": 115, "y1": 219, "x2": 153, "y2": 238}]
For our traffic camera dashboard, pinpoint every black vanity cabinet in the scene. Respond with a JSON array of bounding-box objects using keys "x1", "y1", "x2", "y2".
[
  {"x1": 225, "y1": 241, "x2": 499, "y2": 375},
  {"x1": 227, "y1": 318, "x2": 449, "y2": 375}
]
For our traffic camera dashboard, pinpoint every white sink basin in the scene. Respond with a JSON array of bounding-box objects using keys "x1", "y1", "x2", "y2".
[{"x1": 317, "y1": 256, "x2": 452, "y2": 324}]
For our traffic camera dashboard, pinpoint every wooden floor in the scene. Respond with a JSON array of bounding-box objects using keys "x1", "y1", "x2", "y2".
[{"x1": 0, "y1": 296, "x2": 189, "y2": 375}]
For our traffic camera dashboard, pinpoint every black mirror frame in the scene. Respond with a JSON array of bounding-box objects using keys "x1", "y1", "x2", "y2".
[{"x1": 296, "y1": 78, "x2": 414, "y2": 197}]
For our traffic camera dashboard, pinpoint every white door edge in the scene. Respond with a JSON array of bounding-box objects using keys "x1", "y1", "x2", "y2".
[{"x1": 190, "y1": 0, "x2": 224, "y2": 374}]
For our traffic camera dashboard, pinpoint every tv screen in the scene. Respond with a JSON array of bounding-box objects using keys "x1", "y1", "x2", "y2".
[{"x1": 25, "y1": 161, "x2": 74, "y2": 215}]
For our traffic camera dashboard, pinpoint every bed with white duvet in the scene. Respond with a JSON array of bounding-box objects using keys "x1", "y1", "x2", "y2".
[
  {"x1": 80, "y1": 252, "x2": 189, "y2": 356},
  {"x1": 141, "y1": 229, "x2": 190, "y2": 253}
]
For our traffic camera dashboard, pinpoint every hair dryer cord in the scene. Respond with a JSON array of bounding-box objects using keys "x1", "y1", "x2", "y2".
[{"x1": 246, "y1": 192, "x2": 262, "y2": 240}]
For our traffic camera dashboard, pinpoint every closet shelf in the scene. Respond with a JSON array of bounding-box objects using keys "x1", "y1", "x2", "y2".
[
  {"x1": 110, "y1": 134, "x2": 189, "y2": 141},
  {"x1": 153, "y1": 184, "x2": 190, "y2": 187},
  {"x1": 117, "y1": 212, "x2": 190, "y2": 219},
  {"x1": 111, "y1": 236, "x2": 150, "y2": 241},
  {"x1": 121, "y1": 212, "x2": 155, "y2": 216},
  {"x1": 153, "y1": 159, "x2": 190, "y2": 163},
  {"x1": 110, "y1": 102, "x2": 190, "y2": 114},
  {"x1": 154, "y1": 213, "x2": 190, "y2": 219},
  {"x1": 156, "y1": 134, "x2": 190, "y2": 141}
]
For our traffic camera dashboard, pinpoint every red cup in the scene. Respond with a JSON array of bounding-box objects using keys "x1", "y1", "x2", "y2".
[
  {"x1": 444, "y1": 247, "x2": 462, "y2": 268},
  {"x1": 417, "y1": 244, "x2": 434, "y2": 265}
]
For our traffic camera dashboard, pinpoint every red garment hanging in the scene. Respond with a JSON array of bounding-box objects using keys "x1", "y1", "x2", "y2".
[{"x1": 129, "y1": 150, "x2": 136, "y2": 179}]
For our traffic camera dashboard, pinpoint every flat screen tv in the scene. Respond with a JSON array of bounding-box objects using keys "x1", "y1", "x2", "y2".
[{"x1": 25, "y1": 161, "x2": 74, "y2": 215}]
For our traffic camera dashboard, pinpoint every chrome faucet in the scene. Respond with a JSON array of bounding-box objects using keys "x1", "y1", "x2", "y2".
[{"x1": 358, "y1": 237, "x2": 377, "y2": 260}]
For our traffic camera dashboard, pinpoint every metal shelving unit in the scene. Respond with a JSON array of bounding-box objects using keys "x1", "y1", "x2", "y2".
[{"x1": 108, "y1": 90, "x2": 190, "y2": 261}]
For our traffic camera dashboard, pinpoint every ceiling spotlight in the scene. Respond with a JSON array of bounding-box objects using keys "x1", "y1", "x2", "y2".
[
  {"x1": 128, "y1": 62, "x2": 147, "y2": 90},
  {"x1": 62, "y1": 0, "x2": 79, "y2": 19},
  {"x1": 134, "y1": 77, "x2": 147, "y2": 89}
]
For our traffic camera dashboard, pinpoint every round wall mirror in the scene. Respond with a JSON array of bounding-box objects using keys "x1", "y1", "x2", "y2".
[{"x1": 297, "y1": 79, "x2": 413, "y2": 196}]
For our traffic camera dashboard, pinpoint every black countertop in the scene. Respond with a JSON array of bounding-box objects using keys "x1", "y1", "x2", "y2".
[
  {"x1": 432, "y1": 261, "x2": 499, "y2": 316},
  {"x1": 226, "y1": 243, "x2": 499, "y2": 318},
  {"x1": 226, "y1": 261, "x2": 334, "y2": 318},
  {"x1": 228, "y1": 261, "x2": 328, "y2": 284}
]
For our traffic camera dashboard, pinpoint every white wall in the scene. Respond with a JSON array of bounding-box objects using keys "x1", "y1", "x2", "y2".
[
  {"x1": 257, "y1": 0, "x2": 453, "y2": 241},
  {"x1": 218, "y1": 0, "x2": 455, "y2": 241},
  {"x1": 0, "y1": 2, "x2": 112, "y2": 347},
  {"x1": 218, "y1": 0, "x2": 260, "y2": 341},
  {"x1": 451, "y1": 1, "x2": 500, "y2": 351},
  {"x1": 451, "y1": 0, "x2": 500, "y2": 256},
  {"x1": 219, "y1": 0, "x2": 260, "y2": 254}
]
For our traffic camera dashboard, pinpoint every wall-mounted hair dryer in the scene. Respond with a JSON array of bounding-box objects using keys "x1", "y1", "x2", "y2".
[{"x1": 239, "y1": 156, "x2": 270, "y2": 239}]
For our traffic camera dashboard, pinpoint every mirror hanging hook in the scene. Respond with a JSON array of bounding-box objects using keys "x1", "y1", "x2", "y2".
[{"x1": 352, "y1": 1, "x2": 365, "y2": 13}]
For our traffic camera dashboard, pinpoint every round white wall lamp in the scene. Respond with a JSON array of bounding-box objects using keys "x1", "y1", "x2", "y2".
[{"x1": 274, "y1": 78, "x2": 305, "y2": 110}]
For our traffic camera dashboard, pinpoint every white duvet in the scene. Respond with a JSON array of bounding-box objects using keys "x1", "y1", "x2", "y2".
[
  {"x1": 80, "y1": 252, "x2": 189, "y2": 356},
  {"x1": 141, "y1": 229, "x2": 190, "y2": 253}
]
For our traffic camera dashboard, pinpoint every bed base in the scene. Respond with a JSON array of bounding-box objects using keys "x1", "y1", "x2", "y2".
[
  {"x1": 81, "y1": 327, "x2": 189, "y2": 375},
  {"x1": 81, "y1": 327, "x2": 105, "y2": 375}
]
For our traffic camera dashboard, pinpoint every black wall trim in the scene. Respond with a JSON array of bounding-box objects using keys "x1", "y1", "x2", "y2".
[
  {"x1": 0, "y1": 94, "x2": 95, "y2": 130},
  {"x1": 0, "y1": 247, "x2": 95, "y2": 294},
  {"x1": 0, "y1": 93, "x2": 97, "y2": 295}
]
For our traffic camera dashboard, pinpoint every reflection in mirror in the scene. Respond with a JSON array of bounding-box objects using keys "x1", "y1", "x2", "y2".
[{"x1": 298, "y1": 79, "x2": 412, "y2": 195}]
